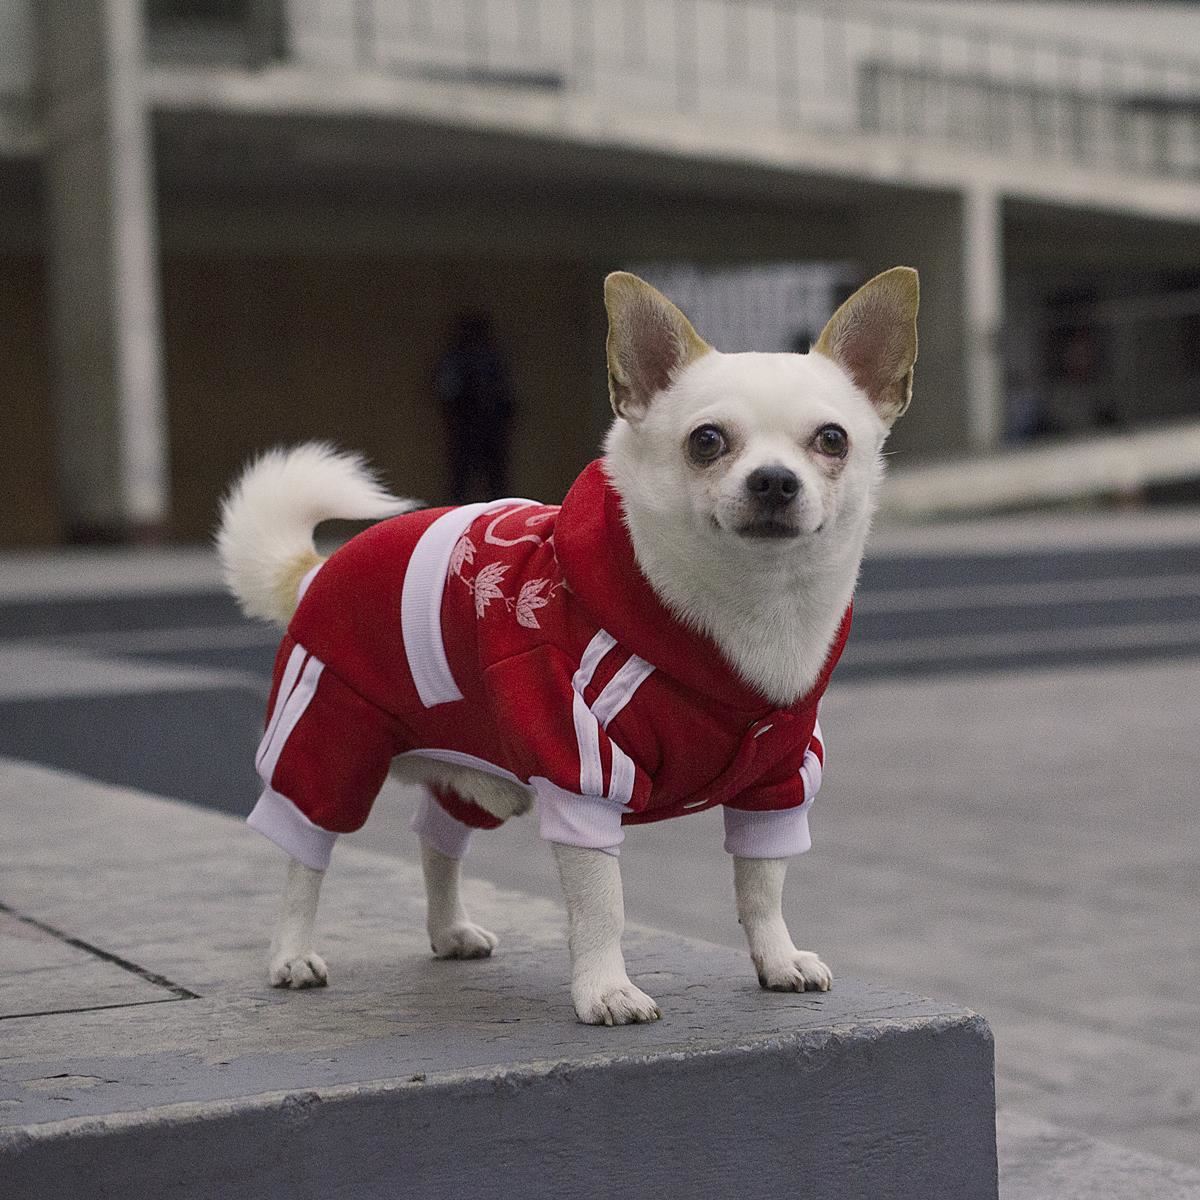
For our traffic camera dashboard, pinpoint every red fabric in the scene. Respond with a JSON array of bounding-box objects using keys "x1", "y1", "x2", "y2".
[
  {"x1": 429, "y1": 784, "x2": 504, "y2": 831},
  {"x1": 264, "y1": 460, "x2": 851, "y2": 835},
  {"x1": 267, "y1": 640, "x2": 401, "y2": 834}
]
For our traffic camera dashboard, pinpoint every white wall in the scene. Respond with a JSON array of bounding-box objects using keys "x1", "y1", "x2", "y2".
[
  {"x1": 0, "y1": 0, "x2": 37, "y2": 154},
  {"x1": 282, "y1": 0, "x2": 1200, "y2": 163},
  {"x1": 879, "y1": 2, "x2": 1200, "y2": 63},
  {"x1": 634, "y1": 262, "x2": 859, "y2": 353},
  {"x1": 0, "y1": 0, "x2": 35, "y2": 96}
]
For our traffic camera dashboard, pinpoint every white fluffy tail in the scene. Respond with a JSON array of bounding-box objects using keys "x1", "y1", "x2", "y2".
[{"x1": 216, "y1": 443, "x2": 410, "y2": 625}]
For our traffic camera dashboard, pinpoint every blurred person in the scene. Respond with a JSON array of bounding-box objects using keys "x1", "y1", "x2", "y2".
[
  {"x1": 1004, "y1": 367, "x2": 1044, "y2": 442},
  {"x1": 1037, "y1": 325, "x2": 1120, "y2": 436},
  {"x1": 434, "y1": 312, "x2": 515, "y2": 503}
]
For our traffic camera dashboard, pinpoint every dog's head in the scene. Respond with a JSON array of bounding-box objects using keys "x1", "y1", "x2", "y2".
[{"x1": 602, "y1": 268, "x2": 918, "y2": 555}]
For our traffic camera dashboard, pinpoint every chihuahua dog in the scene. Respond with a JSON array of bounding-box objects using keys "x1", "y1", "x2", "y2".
[{"x1": 217, "y1": 267, "x2": 918, "y2": 1025}]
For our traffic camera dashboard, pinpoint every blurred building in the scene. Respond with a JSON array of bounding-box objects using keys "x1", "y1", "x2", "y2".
[{"x1": 1, "y1": 0, "x2": 1199, "y2": 543}]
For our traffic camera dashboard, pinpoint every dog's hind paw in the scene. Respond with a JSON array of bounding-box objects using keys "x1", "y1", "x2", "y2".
[
  {"x1": 573, "y1": 979, "x2": 662, "y2": 1026},
  {"x1": 472, "y1": 786, "x2": 533, "y2": 821},
  {"x1": 430, "y1": 922, "x2": 498, "y2": 959},
  {"x1": 270, "y1": 951, "x2": 329, "y2": 989},
  {"x1": 755, "y1": 949, "x2": 832, "y2": 993}
]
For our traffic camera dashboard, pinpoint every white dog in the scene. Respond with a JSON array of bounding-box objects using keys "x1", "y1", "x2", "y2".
[{"x1": 217, "y1": 268, "x2": 918, "y2": 1025}]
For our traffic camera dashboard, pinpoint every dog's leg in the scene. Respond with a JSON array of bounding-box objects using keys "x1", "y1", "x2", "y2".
[
  {"x1": 269, "y1": 857, "x2": 329, "y2": 988},
  {"x1": 411, "y1": 786, "x2": 498, "y2": 959},
  {"x1": 553, "y1": 843, "x2": 660, "y2": 1025},
  {"x1": 420, "y1": 842, "x2": 499, "y2": 959},
  {"x1": 733, "y1": 857, "x2": 831, "y2": 992}
]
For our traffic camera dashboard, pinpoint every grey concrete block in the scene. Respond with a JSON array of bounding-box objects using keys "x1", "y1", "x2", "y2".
[
  {"x1": 0, "y1": 760, "x2": 998, "y2": 1199},
  {"x1": 5, "y1": 1015, "x2": 995, "y2": 1200}
]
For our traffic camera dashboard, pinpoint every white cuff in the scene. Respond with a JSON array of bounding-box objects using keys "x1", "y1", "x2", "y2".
[
  {"x1": 723, "y1": 801, "x2": 812, "y2": 858},
  {"x1": 410, "y1": 788, "x2": 474, "y2": 860},
  {"x1": 247, "y1": 786, "x2": 339, "y2": 871},
  {"x1": 534, "y1": 779, "x2": 625, "y2": 856}
]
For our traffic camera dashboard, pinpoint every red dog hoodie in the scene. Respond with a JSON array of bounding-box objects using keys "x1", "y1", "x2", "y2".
[{"x1": 248, "y1": 459, "x2": 849, "y2": 870}]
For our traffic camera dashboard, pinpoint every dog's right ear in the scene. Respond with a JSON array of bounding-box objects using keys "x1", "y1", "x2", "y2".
[
  {"x1": 604, "y1": 272, "x2": 710, "y2": 421},
  {"x1": 814, "y1": 267, "x2": 919, "y2": 426}
]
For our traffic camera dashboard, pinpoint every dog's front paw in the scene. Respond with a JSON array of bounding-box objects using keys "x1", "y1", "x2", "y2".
[
  {"x1": 573, "y1": 979, "x2": 662, "y2": 1026},
  {"x1": 430, "y1": 921, "x2": 499, "y2": 959},
  {"x1": 755, "y1": 949, "x2": 832, "y2": 993},
  {"x1": 270, "y1": 951, "x2": 329, "y2": 989}
]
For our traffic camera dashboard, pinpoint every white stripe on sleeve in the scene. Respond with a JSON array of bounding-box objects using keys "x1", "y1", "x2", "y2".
[
  {"x1": 255, "y1": 642, "x2": 307, "y2": 772},
  {"x1": 296, "y1": 561, "x2": 322, "y2": 602},
  {"x1": 591, "y1": 654, "x2": 654, "y2": 728},
  {"x1": 607, "y1": 741, "x2": 637, "y2": 808},
  {"x1": 799, "y1": 718, "x2": 825, "y2": 799},
  {"x1": 572, "y1": 690, "x2": 604, "y2": 796},
  {"x1": 570, "y1": 629, "x2": 617, "y2": 796},
  {"x1": 256, "y1": 653, "x2": 324, "y2": 787},
  {"x1": 574, "y1": 629, "x2": 616, "y2": 690}
]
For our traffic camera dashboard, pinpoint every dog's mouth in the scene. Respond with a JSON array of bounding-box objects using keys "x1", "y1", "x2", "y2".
[{"x1": 734, "y1": 518, "x2": 804, "y2": 541}]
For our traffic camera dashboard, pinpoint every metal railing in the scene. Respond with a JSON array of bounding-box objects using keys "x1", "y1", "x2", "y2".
[{"x1": 314, "y1": 0, "x2": 1200, "y2": 180}]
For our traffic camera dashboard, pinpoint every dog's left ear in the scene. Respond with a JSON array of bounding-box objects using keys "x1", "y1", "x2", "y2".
[
  {"x1": 604, "y1": 272, "x2": 710, "y2": 421},
  {"x1": 814, "y1": 267, "x2": 919, "y2": 426}
]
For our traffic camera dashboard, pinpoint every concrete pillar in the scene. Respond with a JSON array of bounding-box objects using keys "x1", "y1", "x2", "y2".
[
  {"x1": 855, "y1": 184, "x2": 1006, "y2": 460},
  {"x1": 963, "y1": 185, "x2": 1005, "y2": 451},
  {"x1": 39, "y1": 0, "x2": 168, "y2": 539}
]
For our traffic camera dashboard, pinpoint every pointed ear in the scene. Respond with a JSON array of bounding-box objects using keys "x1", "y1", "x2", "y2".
[
  {"x1": 814, "y1": 267, "x2": 919, "y2": 425},
  {"x1": 604, "y1": 272, "x2": 711, "y2": 421}
]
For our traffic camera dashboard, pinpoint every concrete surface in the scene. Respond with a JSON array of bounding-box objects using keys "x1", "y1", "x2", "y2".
[
  {"x1": 0, "y1": 760, "x2": 997, "y2": 1199},
  {"x1": 999, "y1": 1114, "x2": 1200, "y2": 1200},
  {"x1": 379, "y1": 656, "x2": 1199, "y2": 1171},
  {"x1": 2, "y1": 513, "x2": 1198, "y2": 1197}
]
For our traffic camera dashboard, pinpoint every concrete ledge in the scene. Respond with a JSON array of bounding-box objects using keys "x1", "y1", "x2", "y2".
[
  {"x1": 0, "y1": 760, "x2": 998, "y2": 1199},
  {"x1": 5, "y1": 1013, "x2": 995, "y2": 1200},
  {"x1": 0, "y1": 685, "x2": 264, "y2": 815},
  {"x1": 882, "y1": 420, "x2": 1200, "y2": 520}
]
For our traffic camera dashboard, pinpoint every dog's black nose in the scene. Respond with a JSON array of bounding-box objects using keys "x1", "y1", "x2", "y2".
[{"x1": 746, "y1": 465, "x2": 800, "y2": 506}]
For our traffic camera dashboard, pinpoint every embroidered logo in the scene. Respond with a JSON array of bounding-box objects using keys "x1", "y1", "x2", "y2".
[
  {"x1": 450, "y1": 510, "x2": 562, "y2": 629},
  {"x1": 484, "y1": 508, "x2": 554, "y2": 548}
]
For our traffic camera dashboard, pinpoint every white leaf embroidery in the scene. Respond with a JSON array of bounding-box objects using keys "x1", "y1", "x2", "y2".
[
  {"x1": 472, "y1": 561, "x2": 508, "y2": 618},
  {"x1": 450, "y1": 534, "x2": 475, "y2": 578},
  {"x1": 515, "y1": 578, "x2": 552, "y2": 629}
]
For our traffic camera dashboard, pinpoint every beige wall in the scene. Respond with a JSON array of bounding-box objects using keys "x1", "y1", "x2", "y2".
[
  {"x1": 161, "y1": 255, "x2": 606, "y2": 542},
  {"x1": 0, "y1": 255, "x2": 61, "y2": 546},
  {"x1": 0, "y1": 253, "x2": 609, "y2": 546}
]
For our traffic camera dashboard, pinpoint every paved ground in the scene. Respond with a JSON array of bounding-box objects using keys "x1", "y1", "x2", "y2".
[
  {"x1": 3, "y1": 509, "x2": 1200, "y2": 684},
  {"x1": 0, "y1": 761, "x2": 999, "y2": 1198},
  {"x1": 2, "y1": 506, "x2": 1199, "y2": 1190},
  {"x1": 361, "y1": 656, "x2": 1198, "y2": 1166}
]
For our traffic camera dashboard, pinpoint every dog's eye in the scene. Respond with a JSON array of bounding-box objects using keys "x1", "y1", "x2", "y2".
[
  {"x1": 687, "y1": 424, "x2": 728, "y2": 464},
  {"x1": 814, "y1": 424, "x2": 849, "y2": 458}
]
